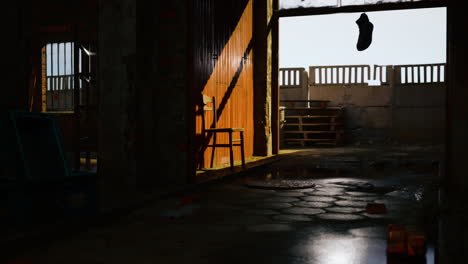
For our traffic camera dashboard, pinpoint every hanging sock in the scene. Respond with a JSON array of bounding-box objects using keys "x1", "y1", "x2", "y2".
[{"x1": 356, "y1": 13, "x2": 374, "y2": 51}]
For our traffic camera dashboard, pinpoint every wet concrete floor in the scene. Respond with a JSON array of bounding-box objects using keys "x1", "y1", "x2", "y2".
[{"x1": 3, "y1": 145, "x2": 442, "y2": 264}]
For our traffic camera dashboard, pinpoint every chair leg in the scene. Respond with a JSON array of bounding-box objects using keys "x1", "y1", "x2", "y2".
[
  {"x1": 198, "y1": 147, "x2": 204, "y2": 170},
  {"x1": 210, "y1": 132, "x2": 217, "y2": 168},
  {"x1": 240, "y1": 131, "x2": 245, "y2": 170},
  {"x1": 228, "y1": 131, "x2": 234, "y2": 170}
]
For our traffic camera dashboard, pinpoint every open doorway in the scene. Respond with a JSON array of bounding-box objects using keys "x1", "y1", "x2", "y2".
[
  {"x1": 249, "y1": 1, "x2": 449, "y2": 262},
  {"x1": 40, "y1": 40, "x2": 99, "y2": 172},
  {"x1": 279, "y1": 7, "x2": 446, "y2": 149}
]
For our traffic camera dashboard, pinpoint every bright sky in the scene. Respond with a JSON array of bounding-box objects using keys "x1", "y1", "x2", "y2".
[{"x1": 279, "y1": 7, "x2": 446, "y2": 70}]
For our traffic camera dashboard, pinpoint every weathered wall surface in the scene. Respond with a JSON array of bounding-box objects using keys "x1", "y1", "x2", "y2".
[
  {"x1": 152, "y1": 0, "x2": 189, "y2": 186},
  {"x1": 98, "y1": 0, "x2": 137, "y2": 211},
  {"x1": 393, "y1": 83, "x2": 445, "y2": 143},
  {"x1": 99, "y1": 0, "x2": 190, "y2": 210},
  {"x1": 305, "y1": 66, "x2": 446, "y2": 144},
  {"x1": 2, "y1": 2, "x2": 29, "y2": 113}
]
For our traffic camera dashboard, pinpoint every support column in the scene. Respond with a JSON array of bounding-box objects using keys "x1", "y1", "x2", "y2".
[
  {"x1": 271, "y1": 0, "x2": 280, "y2": 154},
  {"x1": 253, "y1": 0, "x2": 275, "y2": 156},
  {"x1": 439, "y1": 1, "x2": 468, "y2": 263},
  {"x1": 98, "y1": 0, "x2": 137, "y2": 211},
  {"x1": 2, "y1": 2, "x2": 30, "y2": 113}
]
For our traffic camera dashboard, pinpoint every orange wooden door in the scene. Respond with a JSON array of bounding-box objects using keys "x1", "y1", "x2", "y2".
[{"x1": 192, "y1": 0, "x2": 254, "y2": 169}]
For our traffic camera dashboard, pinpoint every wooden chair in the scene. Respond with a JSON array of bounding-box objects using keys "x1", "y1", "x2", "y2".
[{"x1": 201, "y1": 94, "x2": 245, "y2": 170}]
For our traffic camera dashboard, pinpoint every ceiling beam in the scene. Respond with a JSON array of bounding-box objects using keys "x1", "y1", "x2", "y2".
[{"x1": 276, "y1": 0, "x2": 447, "y2": 17}]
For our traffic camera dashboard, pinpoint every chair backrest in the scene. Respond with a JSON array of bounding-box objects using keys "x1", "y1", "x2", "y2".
[
  {"x1": 202, "y1": 94, "x2": 217, "y2": 130},
  {"x1": 1, "y1": 111, "x2": 72, "y2": 181}
]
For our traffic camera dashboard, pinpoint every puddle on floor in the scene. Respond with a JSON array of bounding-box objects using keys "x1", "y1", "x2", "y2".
[
  {"x1": 242, "y1": 167, "x2": 359, "y2": 190},
  {"x1": 242, "y1": 155, "x2": 436, "y2": 193},
  {"x1": 243, "y1": 157, "x2": 363, "y2": 185}
]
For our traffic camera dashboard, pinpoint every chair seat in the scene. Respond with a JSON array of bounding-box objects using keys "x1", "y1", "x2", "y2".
[{"x1": 205, "y1": 127, "x2": 244, "y2": 132}]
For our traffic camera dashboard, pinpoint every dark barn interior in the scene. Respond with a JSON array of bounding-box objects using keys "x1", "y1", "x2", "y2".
[{"x1": 1, "y1": 0, "x2": 468, "y2": 263}]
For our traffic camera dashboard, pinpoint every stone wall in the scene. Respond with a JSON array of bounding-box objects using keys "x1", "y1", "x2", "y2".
[{"x1": 285, "y1": 65, "x2": 447, "y2": 144}]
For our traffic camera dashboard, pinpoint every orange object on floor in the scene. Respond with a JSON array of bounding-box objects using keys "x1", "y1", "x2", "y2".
[
  {"x1": 407, "y1": 231, "x2": 427, "y2": 257},
  {"x1": 366, "y1": 203, "x2": 387, "y2": 214},
  {"x1": 180, "y1": 193, "x2": 201, "y2": 205},
  {"x1": 387, "y1": 224, "x2": 407, "y2": 255}
]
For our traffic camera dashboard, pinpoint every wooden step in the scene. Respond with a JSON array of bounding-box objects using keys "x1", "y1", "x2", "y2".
[
  {"x1": 280, "y1": 100, "x2": 330, "y2": 103},
  {"x1": 285, "y1": 138, "x2": 336, "y2": 142},
  {"x1": 316, "y1": 142, "x2": 339, "y2": 145},
  {"x1": 284, "y1": 123, "x2": 341, "y2": 126},
  {"x1": 284, "y1": 131, "x2": 343, "y2": 134},
  {"x1": 285, "y1": 107, "x2": 342, "y2": 110},
  {"x1": 285, "y1": 115, "x2": 339, "y2": 119}
]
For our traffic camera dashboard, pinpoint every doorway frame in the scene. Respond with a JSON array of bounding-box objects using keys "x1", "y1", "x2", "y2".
[{"x1": 272, "y1": 0, "x2": 448, "y2": 154}]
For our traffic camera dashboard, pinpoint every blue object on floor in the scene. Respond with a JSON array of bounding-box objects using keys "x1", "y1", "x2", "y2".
[{"x1": 0, "y1": 111, "x2": 98, "y2": 229}]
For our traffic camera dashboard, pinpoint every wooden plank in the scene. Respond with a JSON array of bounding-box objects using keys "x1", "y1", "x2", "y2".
[
  {"x1": 284, "y1": 107, "x2": 342, "y2": 110},
  {"x1": 380, "y1": 66, "x2": 384, "y2": 82},
  {"x1": 341, "y1": 67, "x2": 345, "y2": 84},
  {"x1": 285, "y1": 138, "x2": 336, "y2": 142},
  {"x1": 284, "y1": 123, "x2": 341, "y2": 126},
  {"x1": 284, "y1": 131, "x2": 342, "y2": 134},
  {"x1": 289, "y1": 69, "x2": 293, "y2": 86},
  {"x1": 281, "y1": 69, "x2": 285, "y2": 86},
  {"x1": 280, "y1": 100, "x2": 330, "y2": 103},
  {"x1": 285, "y1": 115, "x2": 339, "y2": 118},
  {"x1": 404, "y1": 67, "x2": 409, "y2": 84},
  {"x1": 361, "y1": 66, "x2": 364, "y2": 83},
  {"x1": 309, "y1": 67, "x2": 316, "y2": 85},
  {"x1": 316, "y1": 67, "x2": 320, "y2": 84},
  {"x1": 298, "y1": 116, "x2": 305, "y2": 146}
]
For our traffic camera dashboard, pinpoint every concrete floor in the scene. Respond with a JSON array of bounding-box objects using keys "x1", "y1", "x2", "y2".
[{"x1": 3, "y1": 145, "x2": 442, "y2": 264}]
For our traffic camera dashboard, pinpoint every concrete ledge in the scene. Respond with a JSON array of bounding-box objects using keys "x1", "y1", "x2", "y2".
[{"x1": 195, "y1": 155, "x2": 281, "y2": 183}]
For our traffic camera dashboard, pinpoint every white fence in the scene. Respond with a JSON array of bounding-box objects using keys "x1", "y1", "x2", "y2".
[
  {"x1": 309, "y1": 65, "x2": 372, "y2": 85},
  {"x1": 280, "y1": 63, "x2": 447, "y2": 144},
  {"x1": 279, "y1": 67, "x2": 307, "y2": 88},
  {"x1": 395, "y1": 63, "x2": 445, "y2": 84},
  {"x1": 280, "y1": 63, "x2": 446, "y2": 92}
]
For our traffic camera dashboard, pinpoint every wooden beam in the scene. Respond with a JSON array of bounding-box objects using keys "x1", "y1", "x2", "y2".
[
  {"x1": 272, "y1": 0, "x2": 280, "y2": 154},
  {"x1": 276, "y1": 1, "x2": 447, "y2": 17},
  {"x1": 73, "y1": 26, "x2": 81, "y2": 171}
]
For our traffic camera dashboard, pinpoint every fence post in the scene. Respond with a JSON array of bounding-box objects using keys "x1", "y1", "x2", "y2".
[
  {"x1": 309, "y1": 66, "x2": 315, "y2": 102},
  {"x1": 392, "y1": 66, "x2": 400, "y2": 86},
  {"x1": 302, "y1": 69, "x2": 309, "y2": 106},
  {"x1": 390, "y1": 65, "x2": 398, "y2": 141}
]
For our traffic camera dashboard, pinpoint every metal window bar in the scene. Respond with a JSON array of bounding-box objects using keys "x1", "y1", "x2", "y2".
[
  {"x1": 46, "y1": 42, "x2": 83, "y2": 88},
  {"x1": 45, "y1": 42, "x2": 84, "y2": 111}
]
